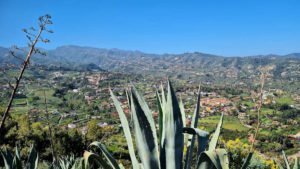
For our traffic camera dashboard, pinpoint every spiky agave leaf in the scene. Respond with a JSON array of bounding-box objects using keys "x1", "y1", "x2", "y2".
[
  {"x1": 197, "y1": 149, "x2": 229, "y2": 169},
  {"x1": 274, "y1": 158, "x2": 284, "y2": 169},
  {"x1": 293, "y1": 158, "x2": 299, "y2": 169},
  {"x1": 110, "y1": 89, "x2": 139, "y2": 169},
  {"x1": 71, "y1": 158, "x2": 84, "y2": 169},
  {"x1": 241, "y1": 152, "x2": 253, "y2": 169},
  {"x1": 0, "y1": 147, "x2": 13, "y2": 169},
  {"x1": 161, "y1": 80, "x2": 184, "y2": 169},
  {"x1": 26, "y1": 145, "x2": 39, "y2": 169},
  {"x1": 157, "y1": 85, "x2": 167, "y2": 169},
  {"x1": 179, "y1": 95, "x2": 186, "y2": 128},
  {"x1": 184, "y1": 86, "x2": 201, "y2": 169},
  {"x1": 208, "y1": 113, "x2": 224, "y2": 150},
  {"x1": 282, "y1": 150, "x2": 291, "y2": 169},
  {"x1": 183, "y1": 127, "x2": 209, "y2": 157},
  {"x1": 131, "y1": 85, "x2": 159, "y2": 155},
  {"x1": 179, "y1": 95, "x2": 187, "y2": 155},
  {"x1": 12, "y1": 146, "x2": 22, "y2": 169},
  {"x1": 130, "y1": 89, "x2": 160, "y2": 169},
  {"x1": 83, "y1": 150, "x2": 111, "y2": 169},
  {"x1": 126, "y1": 90, "x2": 133, "y2": 126},
  {"x1": 89, "y1": 142, "x2": 120, "y2": 169},
  {"x1": 156, "y1": 90, "x2": 163, "y2": 145}
]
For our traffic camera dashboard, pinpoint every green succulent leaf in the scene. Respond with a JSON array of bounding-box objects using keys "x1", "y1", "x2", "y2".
[
  {"x1": 156, "y1": 90, "x2": 164, "y2": 146},
  {"x1": 110, "y1": 89, "x2": 139, "y2": 168},
  {"x1": 131, "y1": 85, "x2": 159, "y2": 153},
  {"x1": 209, "y1": 113, "x2": 224, "y2": 151},
  {"x1": 293, "y1": 158, "x2": 299, "y2": 169},
  {"x1": 89, "y1": 141, "x2": 120, "y2": 169},
  {"x1": 274, "y1": 158, "x2": 284, "y2": 169},
  {"x1": 282, "y1": 150, "x2": 291, "y2": 169},
  {"x1": 161, "y1": 80, "x2": 184, "y2": 169},
  {"x1": 26, "y1": 145, "x2": 39, "y2": 169},
  {"x1": 13, "y1": 146, "x2": 22, "y2": 169},
  {"x1": 179, "y1": 95, "x2": 186, "y2": 128},
  {"x1": 83, "y1": 150, "x2": 111, "y2": 169},
  {"x1": 1, "y1": 148, "x2": 13, "y2": 169},
  {"x1": 130, "y1": 89, "x2": 160, "y2": 169},
  {"x1": 197, "y1": 149, "x2": 229, "y2": 169},
  {"x1": 241, "y1": 152, "x2": 253, "y2": 169},
  {"x1": 184, "y1": 86, "x2": 201, "y2": 169},
  {"x1": 71, "y1": 158, "x2": 84, "y2": 169}
]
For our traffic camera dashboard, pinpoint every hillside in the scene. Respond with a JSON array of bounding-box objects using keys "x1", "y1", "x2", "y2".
[{"x1": 1, "y1": 45, "x2": 300, "y2": 84}]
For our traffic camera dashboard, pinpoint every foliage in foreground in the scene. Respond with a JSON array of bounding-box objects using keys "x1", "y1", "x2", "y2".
[
  {"x1": 108, "y1": 81, "x2": 252, "y2": 169},
  {"x1": 1, "y1": 81, "x2": 298, "y2": 169},
  {"x1": 0, "y1": 145, "x2": 38, "y2": 169}
]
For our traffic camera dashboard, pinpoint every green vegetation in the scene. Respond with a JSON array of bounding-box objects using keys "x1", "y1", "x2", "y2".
[
  {"x1": 276, "y1": 96, "x2": 294, "y2": 105},
  {"x1": 201, "y1": 115, "x2": 248, "y2": 132}
]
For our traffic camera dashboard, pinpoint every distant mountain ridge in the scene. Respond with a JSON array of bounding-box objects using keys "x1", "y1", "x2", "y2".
[{"x1": 1, "y1": 45, "x2": 300, "y2": 82}]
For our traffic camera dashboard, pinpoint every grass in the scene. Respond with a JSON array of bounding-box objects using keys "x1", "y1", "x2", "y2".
[
  {"x1": 260, "y1": 108, "x2": 274, "y2": 115},
  {"x1": 32, "y1": 89, "x2": 62, "y2": 106},
  {"x1": 242, "y1": 100, "x2": 255, "y2": 107},
  {"x1": 11, "y1": 106, "x2": 30, "y2": 115},
  {"x1": 276, "y1": 95, "x2": 294, "y2": 105},
  {"x1": 9, "y1": 88, "x2": 63, "y2": 117},
  {"x1": 13, "y1": 98, "x2": 27, "y2": 105},
  {"x1": 200, "y1": 115, "x2": 249, "y2": 132}
]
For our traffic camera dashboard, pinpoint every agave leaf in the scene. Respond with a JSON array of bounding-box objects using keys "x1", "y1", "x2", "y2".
[
  {"x1": 156, "y1": 90, "x2": 163, "y2": 146},
  {"x1": 160, "y1": 83, "x2": 167, "y2": 108},
  {"x1": 26, "y1": 145, "x2": 39, "y2": 169},
  {"x1": 110, "y1": 89, "x2": 139, "y2": 168},
  {"x1": 119, "y1": 163, "x2": 126, "y2": 169},
  {"x1": 83, "y1": 150, "x2": 111, "y2": 169},
  {"x1": 1, "y1": 148, "x2": 13, "y2": 169},
  {"x1": 131, "y1": 85, "x2": 159, "y2": 154},
  {"x1": 208, "y1": 113, "x2": 224, "y2": 151},
  {"x1": 241, "y1": 152, "x2": 253, "y2": 169},
  {"x1": 179, "y1": 95, "x2": 186, "y2": 128},
  {"x1": 293, "y1": 158, "x2": 299, "y2": 169},
  {"x1": 130, "y1": 91, "x2": 160, "y2": 169},
  {"x1": 197, "y1": 135, "x2": 209, "y2": 158},
  {"x1": 183, "y1": 128, "x2": 209, "y2": 138},
  {"x1": 197, "y1": 149, "x2": 229, "y2": 169},
  {"x1": 191, "y1": 85, "x2": 201, "y2": 128},
  {"x1": 162, "y1": 80, "x2": 184, "y2": 169},
  {"x1": 89, "y1": 141, "x2": 120, "y2": 169},
  {"x1": 13, "y1": 146, "x2": 22, "y2": 169},
  {"x1": 183, "y1": 127, "x2": 209, "y2": 167},
  {"x1": 71, "y1": 158, "x2": 84, "y2": 169},
  {"x1": 126, "y1": 90, "x2": 133, "y2": 126},
  {"x1": 274, "y1": 158, "x2": 284, "y2": 169},
  {"x1": 179, "y1": 95, "x2": 188, "y2": 166},
  {"x1": 159, "y1": 84, "x2": 167, "y2": 169},
  {"x1": 282, "y1": 150, "x2": 291, "y2": 169},
  {"x1": 58, "y1": 159, "x2": 67, "y2": 169},
  {"x1": 184, "y1": 86, "x2": 201, "y2": 169}
]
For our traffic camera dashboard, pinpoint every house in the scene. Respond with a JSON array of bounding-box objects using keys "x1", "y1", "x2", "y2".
[
  {"x1": 68, "y1": 123, "x2": 77, "y2": 129},
  {"x1": 288, "y1": 132, "x2": 300, "y2": 140},
  {"x1": 97, "y1": 122, "x2": 108, "y2": 128}
]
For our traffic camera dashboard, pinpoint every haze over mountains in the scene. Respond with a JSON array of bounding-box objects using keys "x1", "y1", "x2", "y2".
[{"x1": 1, "y1": 45, "x2": 300, "y2": 82}]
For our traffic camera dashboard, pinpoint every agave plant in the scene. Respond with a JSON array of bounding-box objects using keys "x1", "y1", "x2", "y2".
[
  {"x1": 108, "y1": 80, "x2": 254, "y2": 169},
  {"x1": 46, "y1": 142, "x2": 122, "y2": 169},
  {"x1": 0, "y1": 145, "x2": 38, "y2": 169},
  {"x1": 279, "y1": 150, "x2": 299, "y2": 169},
  {"x1": 46, "y1": 154, "x2": 83, "y2": 169}
]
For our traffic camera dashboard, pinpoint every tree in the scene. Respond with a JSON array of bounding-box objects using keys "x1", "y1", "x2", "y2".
[
  {"x1": 86, "y1": 119, "x2": 103, "y2": 141},
  {"x1": 0, "y1": 15, "x2": 53, "y2": 134}
]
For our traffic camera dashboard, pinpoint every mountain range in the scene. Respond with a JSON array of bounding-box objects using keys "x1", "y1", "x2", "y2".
[{"x1": 1, "y1": 45, "x2": 300, "y2": 83}]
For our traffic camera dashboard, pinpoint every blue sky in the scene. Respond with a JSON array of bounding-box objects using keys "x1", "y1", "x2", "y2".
[{"x1": 0, "y1": 0, "x2": 299, "y2": 56}]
